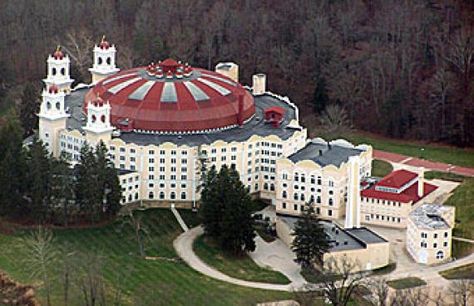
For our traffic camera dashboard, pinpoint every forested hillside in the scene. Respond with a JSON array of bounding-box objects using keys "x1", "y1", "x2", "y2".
[{"x1": 0, "y1": 0, "x2": 472, "y2": 146}]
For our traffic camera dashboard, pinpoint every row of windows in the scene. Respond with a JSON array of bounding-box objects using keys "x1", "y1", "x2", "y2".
[
  {"x1": 148, "y1": 182, "x2": 187, "y2": 189},
  {"x1": 281, "y1": 191, "x2": 334, "y2": 205},
  {"x1": 363, "y1": 197, "x2": 402, "y2": 207},
  {"x1": 281, "y1": 202, "x2": 333, "y2": 216},
  {"x1": 149, "y1": 191, "x2": 187, "y2": 200},
  {"x1": 365, "y1": 214, "x2": 401, "y2": 223},
  {"x1": 282, "y1": 173, "x2": 334, "y2": 187},
  {"x1": 420, "y1": 241, "x2": 448, "y2": 248},
  {"x1": 111, "y1": 147, "x2": 188, "y2": 156},
  {"x1": 421, "y1": 232, "x2": 449, "y2": 239}
]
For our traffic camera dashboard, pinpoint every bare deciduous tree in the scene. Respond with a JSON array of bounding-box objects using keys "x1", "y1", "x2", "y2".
[{"x1": 449, "y1": 279, "x2": 473, "y2": 306}]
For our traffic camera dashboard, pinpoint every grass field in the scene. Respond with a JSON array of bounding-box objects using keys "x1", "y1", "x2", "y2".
[
  {"x1": 314, "y1": 129, "x2": 474, "y2": 168},
  {"x1": 452, "y1": 240, "x2": 474, "y2": 259},
  {"x1": 386, "y1": 277, "x2": 426, "y2": 290},
  {"x1": 441, "y1": 177, "x2": 474, "y2": 239},
  {"x1": 193, "y1": 235, "x2": 290, "y2": 284},
  {"x1": 439, "y1": 263, "x2": 474, "y2": 280},
  {"x1": 371, "y1": 159, "x2": 393, "y2": 177},
  {"x1": 0, "y1": 209, "x2": 291, "y2": 305}
]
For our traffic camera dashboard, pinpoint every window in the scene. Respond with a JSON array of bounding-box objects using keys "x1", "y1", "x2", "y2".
[
  {"x1": 282, "y1": 202, "x2": 286, "y2": 209},
  {"x1": 282, "y1": 191, "x2": 287, "y2": 199},
  {"x1": 293, "y1": 204, "x2": 298, "y2": 211},
  {"x1": 329, "y1": 198, "x2": 333, "y2": 206},
  {"x1": 434, "y1": 233, "x2": 438, "y2": 239},
  {"x1": 148, "y1": 192, "x2": 154, "y2": 199},
  {"x1": 433, "y1": 243, "x2": 437, "y2": 248},
  {"x1": 316, "y1": 207, "x2": 320, "y2": 214},
  {"x1": 170, "y1": 192, "x2": 176, "y2": 200},
  {"x1": 444, "y1": 232, "x2": 448, "y2": 238},
  {"x1": 293, "y1": 193, "x2": 298, "y2": 200},
  {"x1": 443, "y1": 242, "x2": 448, "y2": 247},
  {"x1": 159, "y1": 192, "x2": 165, "y2": 199},
  {"x1": 328, "y1": 210, "x2": 332, "y2": 216},
  {"x1": 436, "y1": 250, "x2": 444, "y2": 259},
  {"x1": 328, "y1": 180, "x2": 334, "y2": 187},
  {"x1": 181, "y1": 192, "x2": 186, "y2": 200}
]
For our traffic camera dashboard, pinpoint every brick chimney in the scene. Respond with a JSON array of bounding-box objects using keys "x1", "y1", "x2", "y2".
[{"x1": 417, "y1": 167, "x2": 424, "y2": 198}]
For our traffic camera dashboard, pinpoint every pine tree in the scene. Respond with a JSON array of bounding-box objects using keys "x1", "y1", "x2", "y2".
[
  {"x1": 0, "y1": 112, "x2": 27, "y2": 217},
  {"x1": 200, "y1": 165, "x2": 256, "y2": 255},
  {"x1": 75, "y1": 144, "x2": 100, "y2": 222},
  {"x1": 95, "y1": 141, "x2": 121, "y2": 217},
  {"x1": 292, "y1": 202, "x2": 331, "y2": 267},
  {"x1": 18, "y1": 82, "x2": 40, "y2": 137},
  {"x1": 50, "y1": 152, "x2": 75, "y2": 225},
  {"x1": 25, "y1": 137, "x2": 53, "y2": 221}
]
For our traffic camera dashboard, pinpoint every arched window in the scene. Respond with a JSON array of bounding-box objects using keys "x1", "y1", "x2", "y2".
[
  {"x1": 128, "y1": 194, "x2": 132, "y2": 202},
  {"x1": 300, "y1": 194, "x2": 305, "y2": 201},
  {"x1": 294, "y1": 173, "x2": 299, "y2": 182},
  {"x1": 106, "y1": 57, "x2": 111, "y2": 65},
  {"x1": 310, "y1": 195, "x2": 314, "y2": 202},
  {"x1": 60, "y1": 68, "x2": 65, "y2": 75},
  {"x1": 436, "y1": 250, "x2": 444, "y2": 259},
  {"x1": 329, "y1": 198, "x2": 333, "y2": 206},
  {"x1": 101, "y1": 115, "x2": 106, "y2": 123},
  {"x1": 301, "y1": 174, "x2": 305, "y2": 183},
  {"x1": 282, "y1": 191, "x2": 287, "y2": 199},
  {"x1": 270, "y1": 183, "x2": 275, "y2": 191},
  {"x1": 148, "y1": 192, "x2": 154, "y2": 199},
  {"x1": 91, "y1": 115, "x2": 97, "y2": 123},
  {"x1": 293, "y1": 193, "x2": 298, "y2": 200},
  {"x1": 317, "y1": 196, "x2": 321, "y2": 204},
  {"x1": 55, "y1": 102, "x2": 60, "y2": 110},
  {"x1": 98, "y1": 57, "x2": 103, "y2": 65},
  {"x1": 159, "y1": 192, "x2": 165, "y2": 199},
  {"x1": 181, "y1": 192, "x2": 186, "y2": 200},
  {"x1": 52, "y1": 68, "x2": 57, "y2": 75},
  {"x1": 263, "y1": 183, "x2": 269, "y2": 190},
  {"x1": 135, "y1": 193, "x2": 139, "y2": 200},
  {"x1": 46, "y1": 102, "x2": 52, "y2": 110},
  {"x1": 170, "y1": 192, "x2": 176, "y2": 200}
]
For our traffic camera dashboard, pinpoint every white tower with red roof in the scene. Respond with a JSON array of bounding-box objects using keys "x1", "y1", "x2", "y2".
[
  {"x1": 38, "y1": 84, "x2": 69, "y2": 156},
  {"x1": 43, "y1": 46, "x2": 74, "y2": 94},
  {"x1": 83, "y1": 96, "x2": 114, "y2": 146},
  {"x1": 89, "y1": 36, "x2": 120, "y2": 84}
]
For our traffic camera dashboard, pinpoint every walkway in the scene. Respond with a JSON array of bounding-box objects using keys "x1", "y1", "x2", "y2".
[
  {"x1": 170, "y1": 205, "x2": 189, "y2": 232},
  {"x1": 373, "y1": 150, "x2": 474, "y2": 177}
]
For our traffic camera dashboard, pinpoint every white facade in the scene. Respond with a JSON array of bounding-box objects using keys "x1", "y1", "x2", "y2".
[
  {"x1": 43, "y1": 48, "x2": 74, "y2": 93},
  {"x1": 89, "y1": 37, "x2": 120, "y2": 84}
]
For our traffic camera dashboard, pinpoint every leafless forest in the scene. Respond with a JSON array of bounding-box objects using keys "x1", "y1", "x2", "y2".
[{"x1": 0, "y1": 0, "x2": 472, "y2": 146}]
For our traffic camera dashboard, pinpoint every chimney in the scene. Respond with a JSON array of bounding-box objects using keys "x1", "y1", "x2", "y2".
[
  {"x1": 345, "y1": 156, "x2": 361, "y2": 229},
  {"x1": 237, "y1": 94, "x2": 244, "y2": 126},
  {"x1": 418, "y1": 167, "x2": 424, "y2": 198},
  {"x1": 252, "y1": 74, "x2": 266, "y2": 95},
  {"x1": 215, "y1": 62, "x2": 238, "y2": 82}
]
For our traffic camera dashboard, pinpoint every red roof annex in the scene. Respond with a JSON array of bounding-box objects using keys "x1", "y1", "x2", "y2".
[
  {"x1": 376, "y1": 169, "x2": 418, "y2": 189},
  {"x1": 361, "y1": 182, "x2": 437, "y2": 203}
]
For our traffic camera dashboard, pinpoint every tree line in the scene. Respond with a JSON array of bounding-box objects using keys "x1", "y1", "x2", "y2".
[
  {"x1": 0, "y1": 113, "x2": 121, "y2": 225},
  {"x1": 0, "y1": 0, "x2": 472, "y2": 146}
]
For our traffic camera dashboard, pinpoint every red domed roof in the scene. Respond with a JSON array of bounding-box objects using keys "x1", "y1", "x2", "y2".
[
  {"x1": 48, "y1": 84, "x2": 59, "y2": 94},
  {"x1": 85, "y1": 60, "x2": 255, "y2": 133},
  {"x1": 53, "y1": 46, "x2": 64, "y2": 60},
  {"x1": 99, "y1": 35, "x2": 110, "y2": 49}
]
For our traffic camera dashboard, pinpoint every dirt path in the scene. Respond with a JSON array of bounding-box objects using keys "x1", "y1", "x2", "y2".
[{"x1": 373, "y1": 150, "x2": 474, "y2": 177}]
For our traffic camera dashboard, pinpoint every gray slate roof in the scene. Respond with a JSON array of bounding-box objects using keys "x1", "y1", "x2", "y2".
[
  {"x1": 409, "y1": 204, "x2": 452, "y2": 230},
  {"x1": 288, "y1": 141, "x2": 363, "y2": 167}
]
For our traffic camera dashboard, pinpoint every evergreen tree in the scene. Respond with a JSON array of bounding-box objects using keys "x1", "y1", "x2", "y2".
[
  {"x1": 200, "y1": 165, "x2": 256, "y2": 254},
  {"x1": 292, "y1": 202, "x2": 331, "y2": 267},
  {"x1": 18, "y1": 83, "x2": 40, "y2": 137},
  {"x1": 0, "y1": 112, "x2": 27, "y2": 217},
  {"x1": 75, "y1": 144, "x2": 100, "y2": 222},
  {"x1": 95, "y1": 141, "x2": 121, "y2": 217},
  {"x1": 313, "y1": 77, "x2": 329, "y2": 114},
  {"x1": 50, "y1": 152, "x2": 75, "y2": 225},
  {"x1": 25, "y1": 137, "x2": 53, "y2": 221}
]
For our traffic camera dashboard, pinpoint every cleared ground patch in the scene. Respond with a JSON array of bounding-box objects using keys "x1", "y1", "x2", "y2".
[
  {"x1": 0, "y1": 209, "x2": 291, "y2": 305},
  {"x1": 193, "y1": 235, "x2": 290, "y2": 284}
]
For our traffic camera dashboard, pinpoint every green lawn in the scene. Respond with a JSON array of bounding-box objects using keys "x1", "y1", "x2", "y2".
[
  {"x1": 371, "y1": 159, "x2": 393, "y2": 177},
  {"x1": 0, "y1": 209, "x2": 291, "y2": 305},
  {"x1": 193, "y1": 235, "x2": 290, "y2": 284},
  {"x1": 425, "y1": 171, "x2": 466, "y2": 182},
  {"x1": 440, "y1": 263, "x2": 474, "y2": 280},
  {"x1": 452, "y1": 240, "x2": 474, "y2": 259},
  {"x1": 443, "y1": 178, "x2": 474, "y2": 239},
  {"x1": 386, "y1": 277, "x2": 426, "y2": 290},
  {"x1": 315, "y1": 130, "x2": 474, "y2": 168}
]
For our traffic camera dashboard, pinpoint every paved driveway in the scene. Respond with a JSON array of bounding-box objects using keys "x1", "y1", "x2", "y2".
[{"x1": 249, "y1": 235, "x2": 306, "y2": 287}]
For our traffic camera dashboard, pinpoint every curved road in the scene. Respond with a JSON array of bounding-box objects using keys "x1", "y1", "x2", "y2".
[
  {"x1": 173, "y1": 226, "x2": 298, "y2": 291},
  {"x1": 173, "y1": 226, "x2": 474, "y2": 292}
]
